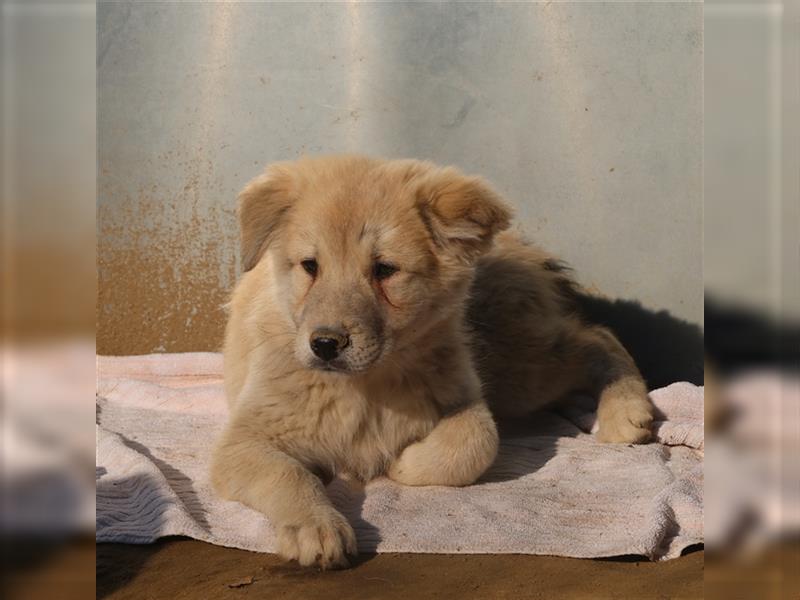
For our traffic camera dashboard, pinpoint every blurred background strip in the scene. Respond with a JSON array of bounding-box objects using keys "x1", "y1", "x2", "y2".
[
  {"x1": 2, "y1": 2, "x2": 95, "y2": 600},
  {"x1": 704, "y1": 1, "x2": 799, "y2": 599}
]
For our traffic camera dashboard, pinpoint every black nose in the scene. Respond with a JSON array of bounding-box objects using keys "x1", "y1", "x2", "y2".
[{"x1": 310, "y1": 330, "x2": 349, "y2": 362}]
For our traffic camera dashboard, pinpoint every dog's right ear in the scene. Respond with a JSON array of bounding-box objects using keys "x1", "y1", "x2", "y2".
[{"x1": 237, "y1": 164, "x2": 295, "y2": 271}]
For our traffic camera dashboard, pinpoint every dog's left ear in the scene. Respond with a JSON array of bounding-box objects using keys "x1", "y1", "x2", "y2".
[{"x1": 416, "y1": 167, "x2": 513, "y2": 264}]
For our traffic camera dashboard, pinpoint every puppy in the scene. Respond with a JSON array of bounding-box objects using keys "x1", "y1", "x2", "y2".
[{"x1": 210, "y1": 156, "x2": 654, "y2": 568}]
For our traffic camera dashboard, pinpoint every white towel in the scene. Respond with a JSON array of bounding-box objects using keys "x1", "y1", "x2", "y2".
[{"x1": 96, "y1": 353, "x2": 703, "y2": 560}]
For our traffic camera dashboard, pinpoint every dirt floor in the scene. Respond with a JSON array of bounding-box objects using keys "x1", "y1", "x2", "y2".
[
  {"x1": 95, "y1": 538, "x2": 704, "y2": 600},
  {"x1": 15, "y1": 537, "x2": 799, "y2": 599}
]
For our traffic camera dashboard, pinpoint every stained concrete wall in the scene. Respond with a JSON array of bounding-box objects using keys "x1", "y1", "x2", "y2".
[{"x1": 98, "y1": 2, "x2": 702, "y2": 354}]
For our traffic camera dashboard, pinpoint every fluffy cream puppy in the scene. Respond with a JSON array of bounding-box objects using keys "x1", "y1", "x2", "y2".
[{"x1": 210, "y1": 156, "x2": 653, "y2": 569}]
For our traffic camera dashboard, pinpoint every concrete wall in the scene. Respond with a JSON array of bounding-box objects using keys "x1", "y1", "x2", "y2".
[{"x1": 98, "y1": 2, "x2": 703, "y2": 354}]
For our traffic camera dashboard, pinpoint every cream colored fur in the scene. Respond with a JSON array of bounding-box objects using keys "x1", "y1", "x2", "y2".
[{"x1": 210, "y1": 156, "x2": 653, "y2": 569}]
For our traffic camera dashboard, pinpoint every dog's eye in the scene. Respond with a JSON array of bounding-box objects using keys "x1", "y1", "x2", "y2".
[
  {"x1": 301, "y1": 259, "x2": 318, "y2": 277},
  {"x1": 373, "y1": 262, "x2": 398, "y2": 281}
]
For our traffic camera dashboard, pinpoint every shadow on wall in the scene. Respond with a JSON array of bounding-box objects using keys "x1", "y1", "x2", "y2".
[{"x1": 574, "y1": 293, "x2": 705, "y2": 389}]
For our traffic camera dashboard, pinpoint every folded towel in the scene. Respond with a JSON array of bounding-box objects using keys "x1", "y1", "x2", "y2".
[{"x1": 96, "y1": 353, "x2": 703, "y2": 560}]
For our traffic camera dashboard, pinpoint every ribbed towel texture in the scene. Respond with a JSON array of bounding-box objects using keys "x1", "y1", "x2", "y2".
[{"x1": 96, "y1": 353, "x2": 703, "y2": 560}]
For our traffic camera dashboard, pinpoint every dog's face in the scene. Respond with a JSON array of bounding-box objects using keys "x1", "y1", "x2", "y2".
[{"x1": 238, "y1": 156, "x2": 511, "y2": 374}]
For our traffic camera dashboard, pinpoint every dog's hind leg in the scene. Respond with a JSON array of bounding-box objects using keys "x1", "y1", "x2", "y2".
[{"x1": 575, "y1": 325, "x2": 654, "y2": 443}]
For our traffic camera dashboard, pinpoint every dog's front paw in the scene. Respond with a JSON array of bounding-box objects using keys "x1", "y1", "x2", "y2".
[
  {"x1": 388, "y1": 404, "x2": 498, "y2": 486},
  {"x1": 596, "y1": 397, "x2": 654, "y2": 444},
  {"x1": 387, "y1": 441, "x2": 430, "y2": 486},
  {"x1": 277, "y1": 509, "x2": 357, "y2": 569}
]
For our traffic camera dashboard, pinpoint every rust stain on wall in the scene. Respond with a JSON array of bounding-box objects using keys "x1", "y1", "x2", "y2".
[
  {"x1": 97, "y1": 244, "x2": 231, "y2": 355},
  {"x1": 97, "y1": 174, "x2": 239, "y2": 355}
]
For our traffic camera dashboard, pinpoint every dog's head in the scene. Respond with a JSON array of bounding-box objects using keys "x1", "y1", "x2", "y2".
[{"x1": 238, "y1": 156, "x2": 512, "y2": 374}]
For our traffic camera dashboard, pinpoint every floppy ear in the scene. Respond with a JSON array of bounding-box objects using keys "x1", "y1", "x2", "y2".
[
  {"x1": 416, "y1": 166, "x2": 513, "y2": 263},
  {"x1": 237, "y1": 164, "x2": 295, "y2": 271}
]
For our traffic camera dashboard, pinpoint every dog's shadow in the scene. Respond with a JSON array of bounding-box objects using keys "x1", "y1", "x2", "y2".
[
  {"x1": 325, "y1": 478, "x2": 383, "y2": 563},
  {"x1": 476, "y1": 410, "x2": 581, "y2": 484},
  {"x1": 574, "y1": 292, "x2": 704, "y2": 389}
]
